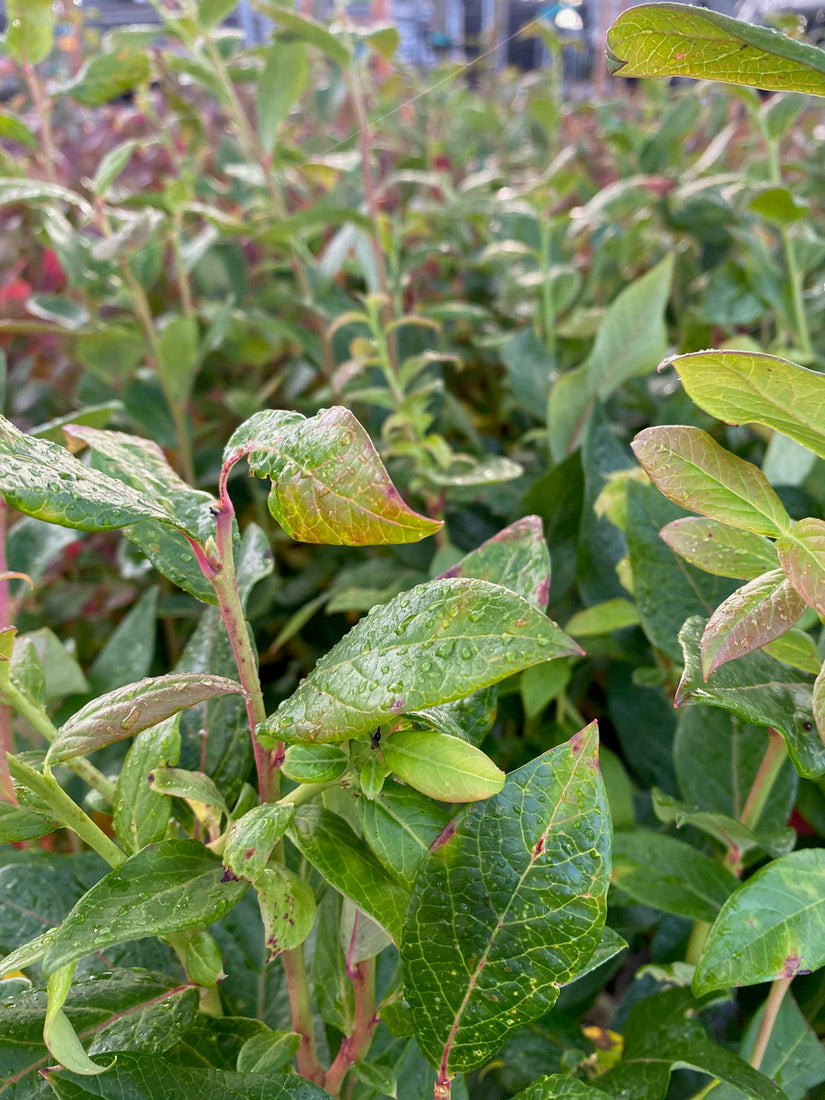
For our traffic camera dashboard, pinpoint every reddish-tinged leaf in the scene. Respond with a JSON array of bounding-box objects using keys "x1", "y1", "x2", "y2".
[
  {"x1": 777, "y1": 518, "x2": 825, "y2": 615},
  {"x1": 632, "y1": 426, "x2": 791, "y2": 537},
  {"x1": 660, "y1": 517, "x2": 778, "y2": 580},
  {"x1": 223, "y1": 406, "x2": 441, "y2": 546},
  {"x1": 814, "y1": 665, "x2": 825, "y2": 749},
  {"x1": 700, "y1": 570, "x2": 806, "y2": 679}
]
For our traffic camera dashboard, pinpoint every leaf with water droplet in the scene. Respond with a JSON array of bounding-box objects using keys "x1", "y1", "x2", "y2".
[
  {"x1": 777, "y1": 517, "x2": 825, "y2": 616},
  {"x1": 256, "y1": 864, "x2": 316, "y2": 961},
  {"x1": 222, "y1": 803, "x2": 296, "y2": 884},
  {"x1": 258, "y1": 578, "x2": 581, "y2": 745},
  {"x1": 700, "y1": 569, "x2": 806, "y2": 678},
  {"x1": 41, "y1": 840, "x2": 249, "y2": 977},
  {"x1": 402, "y1": 723, "x2": 609, "y2": 1075},
  {"x1": 660, "y1": 516, "x2": 779, "y2": 581},
  {"x1": 47, "y1": 674, "x2": 242, "y2": 764},
  {"x1": 437, "y1": 516, "x2": 551, "y2": 609},
  {"x1": 223, "y1": 406, "x2": 441, "y2": 545},
  {"x1": 382, "y1": 730, "x2": 504, "y2": 803}
]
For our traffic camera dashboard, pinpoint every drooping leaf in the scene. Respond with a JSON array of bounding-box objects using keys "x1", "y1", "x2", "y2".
[
  {"x1": 632, "y1": 425, "x2": 791, "y2": 537},
  {"x1": 694, "y1": 848, "x2": 825, "y2": 995},
  {"x1": 437, "y1": 516, "x2": 552, "y2": 609},
  {"x1": 668, "y1": 351, "x2": 825, "y2": 460},
  {"x1": 45, "y1": 1054, "x2": 332, "y2": 1099},
  {"x1": 607, "y1": 3, "x2": 825, "y2": 96},
  {"x1": 381, "y1": 730, "x2": 504, "y2": 803},
  {"x1": 258, "y1": 578, "x2": 580, "y2": 745},
  {"x1": 47, "y1": 673, "x2": 242, "y2": 764},
  {"x1": 652, "y1": 789, "x2": 794, "y2": 864},
  {"x1": 45, "y1": 964, "x2": 114, "y2": 1076},
  {"x1": 660, "y1": 517, "x2": 778, "y2": 580},
  {"x1": 222, "y1": 803, "x2": 296, "y2": 883},
  {"x1": 257, "y1": 40, "x2": 309, "y2": 152},
  {"x1": 223, "y1": 407, "x2": 442, "y2": 545},
  {"x1": 402, "y1": 724, "x2": 610, "y2": 1076},
  {"x1": 700, "y1": 570, "x2": 806, "y2": 678},
  {"x1": 611, "y1": 831, "x2": 737, "y2": 922},
  {"x1": 677, "y1": 616, "x2": 822, "y2": 778},
  {"x1": 777, "y1": 517, "x2": 825, "y2": 615},
  {"x1": 288, "y1": 805, "x2": 409, "y2": 942},
  {"x1": 147, "y1": 767, "x2": 228, "y2": 816},
  {"x1": 41, "y1": 840, "x2": 249, "y2": 977}
]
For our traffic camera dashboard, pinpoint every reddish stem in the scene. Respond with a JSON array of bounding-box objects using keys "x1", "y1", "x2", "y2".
[{"x1": 323, "y1": 954, "x2": 378, "y2": 1098}]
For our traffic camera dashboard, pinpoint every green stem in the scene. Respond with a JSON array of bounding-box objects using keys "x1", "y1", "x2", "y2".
[
  {"x1": 0, "y1": 677, "x2": 116, "y2": 801},
  {"x1": 7, "y1": 755, "x2": 125, "y2": 868},
  {"x1": 540, "y1": 222, "x2": 556, "y2": 354},
  {"x1": 281, "y1": 945, "x2": 324, "y2": 1084},
  {"x1": 685, "y1": 919, "x2": 710, "y2": 966},
  {"x1": 750, "y1": 976, "x2": 792, "y2": 1071},
  {"x1": 278, "y1": 780, "x2": 340, "y2": 808}
]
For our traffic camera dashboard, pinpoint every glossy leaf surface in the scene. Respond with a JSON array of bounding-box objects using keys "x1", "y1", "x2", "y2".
[
  {"x1": 48, "y1": 674, "x2": 242, "y2": 764},
  {"x1": 612, "y1": 831, "x2": 737, "y2": 922},
  {"x1": 42, "y1": 841, "x2": 249, "y2": 976},
  {"x1": 668, "y1": 351, "x2": 825, "y2": 459},
  {"x1": 677, "y1": 616, "x2": 822, "y2": 778},
  {"x1": 112, "y1": 717, "x2": 181, "y2": 854},
  {"x1": 381, "y1": 730, "x2": 505, "y2": 803},
  {"x1": 402, "y1": 724, "x2": 609, "y2": 1076},
  {"x1": 511, "y1": 1078, "x2": 608, "y2": 1098},
  {"x1": 224, "y1": 406, "x2": 442, "y2": 545},
  {"x1": 607, "y1": 3, "x2": 825, "y2": 95},
  {"x1": 632, "y1": 426, "x2": 790, "y2": 537},
  {"x1": 255, "y1": 864, "x2": 316, "y2": 960},
  {"x1": 222, "y1": 803, "x2": 296, "y2": 883},
  {"x1": 695, "y1": 848, "x2": 825, "y2": 994},
  {"x1": 281, "y1": 745, "x2": 349, "y2": 784},
  {"x1": 355, "y1": 784, "x2": 451, "y2": 886},
  {"x1": 660, "y1": 517, "x2": 778, "y2": 580},
  {"x1": 777, "y1": 517, "x2": 825, "y2": 615},
  {"x1": 700, "y1": 570, "x2": 806, "y2": 678},
  {"x1": 258, "y1": 578, "x2": 580, "y2": 745},
  {"x1": 437, "y1": 515, "x2": 551, "y2": 608}
]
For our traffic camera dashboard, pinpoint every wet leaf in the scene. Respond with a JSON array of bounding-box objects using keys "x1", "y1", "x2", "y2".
[
  {"x1": 511, "y1": 1077, "x2": 608, "y2": 1098},
  {"x1": 223, "y1": 406, "x2": 442, "y2": 545},
  {"x1": 676, "y1": 616, "x2": 822, "y2": 778},
  {"x1": 288, "y1": 805, "x2": 409, "y2": 942},
  {"x1": 437, "y1": 516, "x2": 551, "y2": 609},
  {"x1": 47, "y1": 674, "x2": 242, "y2": 764},
  {"x1": 356, "y1": 784, "x2": 452, "y2": 886},
  {"x1": 777, "y1": 517, "x2": 825, "y2": 615},
  {"x1": 694, "y1": 848, "x2": 825, "y2": 994},
  {"x1": 402, "y1": 724, "x2": 609, "y2": 1076},
  {"x1": 381, "y1": 730, "x2": 504, "y2": 803},
  {"x1": 255, "y1": 864, "x2": 315, "y2": 961},
  {"x1": 652, "y1": 789, "x2": 794, "y2": 863},
  {"x1": 660, "y1": 517, "x2": 778, "y2": 580},
  {"x1": 258, "y1": 578, "x2": 580, "y2": 745},
  {"x1": 612, "y1": 831, "x2": 737, "y2": 922},
  {"x1": 700, "y1": 570, "x2": 806, "y2": 678},
  {"x1": 41, "y1": 840, "x2": 249, "y2": 977},
  {"x1": 632, "y1": 426, "x2": 791, "y2": 537},
  {"x1": 668, "y1": 351, "x2": 825, "y2": 460},
  {"x1": 223, "y1": 803, "x2": 296, "y2": 883},
  {"x1": 113, "y1": 716, "x2": 181, "y2": 854},
  {"x1": 607, "y1": 3, "x2": 825, "y2": 95},
  {"x1": 281, "y1": 745, "x2": 349, "y2": 784}
]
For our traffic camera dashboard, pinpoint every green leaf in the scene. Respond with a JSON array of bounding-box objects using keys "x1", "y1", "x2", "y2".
[
  {"x1": 224, "y1": 407, "x2": 442, "y2": 545},
  {"x1": 90, "y1": 140, "x2": 138, "y2": 196},
  {"x1": 660, "y1": 517, "x2": 778, "y2": 580},
  {"x1": 777, "y1": 517, "x2": 825, "y2": 615},
  {"x1": 586, "y1": 253, "x2": 673, "y2": 399},
  {"x1": 511, "y1": 1078, "x2": 608, "y2": 1099},
  {"x1": 596, "y1": 987, "x2": 786, "y2": 1100},
  {"x1": 676, "y1": 616, "x2": 821, "y2": 778},
  {"x1": 113, "y1": 716, "x2": 181, "y2": 854},
  {"x1": 611, "y1": 831, "x2": 737, "y2": 922},
  {"x1": 565, "y1": 598, "x2": 639, "y2": 637},
  {"x1": 41, "y1": 840, "x2": 249, "y2": 977},
  {"x1": 26, "y1": 295, "x2": 89, "y2": 331},
  {"x1": 7, "y1": 0, "x2": 54, "y2": 63},
  {"x1": 632, "y1": 425, "x2": 791, "y2": 537},
  {"x1": 0, "y1": 179, "x2": 92, "y2": 216},
  {"x1": 382, "y1": 730, "x2": 504, "y2": 803},
  {"x1": 87, "y1": 588, "x2": 159, "y2": 695},
  {"x1": 700, "y1": 570, "x2": 806, "y2": 678},
  {"x1": 0, "y1": 799, "x2": 60, "y2": 843},
  {"x1": 437, "y1": 516, "x2": 551, "y2": 609},
  {"x1": 356, "y1": 784, "x2": 451, "y2": 886},
  {"x1": 158, "y1": 316, "x2": 199, "y2": 409},
  {"x1": 0, "y1": 111, "x2": 37, "y2": 149},
  {"x1": 255, "y1": 864, "x2": 316, "y2": 960},
  {"x1": 281, "y1": 744, "x2": 349, "y2": 784},
  {"x1": 0, "y1": 415, "x2": 189, "y2": 535},
  {"x1": 47, "y1": 673, "x2": 242, "y2": 764},
  {"x1": 521, "y1": 660, "x2": 571, "y2": 719},
  {"x1": 45, "y1": 964, "x2": 114, "y2": 1076},
  {"x1": 236, "y1": 1031, "x2": 302, "y2": 1076},
  {"x1": 402, "y1": 724, "x2": 610, "y2": 1076},
  {"x1": 694, "y1": 848, "x2": 825, "y2": 995},
  {"x1": 222, "y1": 803, "x2": 296, "y2": 883},
  {"x1": 652, "y1": 789, "x2": 794, "y2": 863},
  {"x1": 607, "y1": 3, "x2": 825, "y2": 95},
  {"x1": 148, "y1": 767, "x2": 228, "y2": 816},
  {"x1": 198, "y1": 0, "x2": 240, "y2": 27},
  {"x1": 748, "y1": 185, "x2": 807, "y2": 226},
  {"x1": 669, "y1": 351, "x2": 825, "y2": 460},
  {"x1": 763, "y1": 627, "x2": 822, "y2": 674},
  {"x1": 257, "y1": 40, "x2": 309, "y2": 152},
  {"x1": 45, "y1": 1053, "x2": 331, "y2": 1099},
  {"x1": 252, "y1": 4, "x2": 352, "y2": 66},
  {"x1": 288, "y1": 804, "x2": 409, "y2": 941},
  {"x1": 62, "y1": 49, "x2": 151, "y2": 106},
  {"x1": 258, "y1": 577, "x2": 581, "y2": 745},
  {"x1": 365, "y1": 24, "x2": 400, "y2": 60}
]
